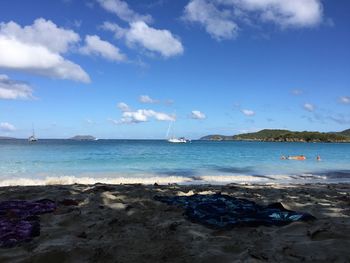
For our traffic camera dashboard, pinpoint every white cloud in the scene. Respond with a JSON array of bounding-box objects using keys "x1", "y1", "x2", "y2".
[
  {"x1": 102, "y1": 21, "x2": 184, "y2": 58},
  {"x1": 122, "y1": 110, "x2": 150, "y2": 123},
  {"x1": 98, "y1": 0, "x2": 184, "y2": 58},
  {"x1": 0, "y1": 122, "x2": 16, "y2": 132},
  {"x1": 115, "y1": 109, "x2": 175, "y2": 124},
  {"x1": 235, "y1": 0, "x2": 323, "y2": 28},
  {"x1": 0, "y1": 18, "x2": 79, "y2": 53},
  {"x1": 117, "y1": 102, "x2": 131, "y2": 112},
  {"x1": 139, "y1": 95, "x2": 158, "y2": 104},
  {"x1": 191, "y1": 110, "x2": 206, "y2": 119},
  {"x1": 183, "y1": 0, "x2": 239, "y2": 40},
  {"x1": 0, "y1": 74, "x2": 34, "y2": 100},
  {"x1": 0, "y1": 19, "x2": 90, "y2": 83},
  {"x1": 183, "y1": 0, "x2": 324, "y2": 40},
  {"x1": 79, "y1": 35, "x2": 126, "y2": 62},
  {"x1": 241, "y1": 109, "x2": 255, "y2": 116},
  {"x1": 97, "y1": 0, "x2": 153, "y2": 23},
  {"x1": 101, "y1": 21, "x2": 127, "y2": 39},
  {"x1": 339, "y1": 96, "x2": 350, "y2": 104},
  {"x1": 303, "y1": 103, "x2": 315, "y2": 112},
  {"x1": 126, "y1": 21, "x2": 184, "y2": 57}
]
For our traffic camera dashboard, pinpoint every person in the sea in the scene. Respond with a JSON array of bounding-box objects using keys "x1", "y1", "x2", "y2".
[
  {"x1": 316, "y1": 155, "x2": 321, "y2": 161},
  {"x1": 287, "y1": 155, "x2": 306, "y2": 160},
  {"x1": 281, "y1": 155, "x2": 287, "y2": 160}
]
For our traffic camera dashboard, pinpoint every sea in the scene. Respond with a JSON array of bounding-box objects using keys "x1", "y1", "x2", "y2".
[{"x1": 1, "y1": 139, "x2": 350, "y2": 186}]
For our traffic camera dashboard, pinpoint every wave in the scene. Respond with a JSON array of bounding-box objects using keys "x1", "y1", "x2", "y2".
[
  {"x1": 0, "y1": 176, "x2": 194, "y2": 187},
  {"x1": 0, "y1": 171, "x2": 345, "y2": 187}
]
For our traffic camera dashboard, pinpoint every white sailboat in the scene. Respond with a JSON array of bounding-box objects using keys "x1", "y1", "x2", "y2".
[
  {"x1": 166, "y1": 120, "x2": 188, "y2": 143},
  {"x1": 28, "y1": 125, "x2": 38, "y2": 142}
]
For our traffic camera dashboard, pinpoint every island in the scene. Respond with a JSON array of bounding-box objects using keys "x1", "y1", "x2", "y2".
[
  {"x1": 0, "y1": 136, "x2": 17, "y2": 140},
  {"x1": 69, "y1": 135, "x2": 97, "y2": 141},
  {"x1": 200, "y1": 129, "x2": 350, "y2": 143}
]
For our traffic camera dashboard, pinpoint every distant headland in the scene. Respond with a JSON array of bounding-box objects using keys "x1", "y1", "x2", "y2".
[
  {"x1": 69, "y1": 135, "x2": 97, "y2": 141},
  {"x1": 200, "y1": 129, "x2": 350, "y2": 143},
  {"x1": 0, "y1": 136, "x2": 17, "y2": 140}
]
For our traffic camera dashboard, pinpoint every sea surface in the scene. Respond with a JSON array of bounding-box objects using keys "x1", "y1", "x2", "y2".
[{"x1": 1, "y1": 139, "x2": 350, "y2": 186}]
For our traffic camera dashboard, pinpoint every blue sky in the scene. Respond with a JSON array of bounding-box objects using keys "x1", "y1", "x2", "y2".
[{"x1": 0, "y1": 0, "x2": 349, "y2": 139}]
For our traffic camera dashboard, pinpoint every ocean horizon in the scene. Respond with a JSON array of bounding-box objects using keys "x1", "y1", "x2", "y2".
[{"x1": 1, "y1": 139, "x2": 350, "y2": 186}]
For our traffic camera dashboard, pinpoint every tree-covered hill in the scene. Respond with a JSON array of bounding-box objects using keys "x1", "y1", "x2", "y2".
[{"x1": 200, "y1": 129, "x2": 350, "y2": 143}]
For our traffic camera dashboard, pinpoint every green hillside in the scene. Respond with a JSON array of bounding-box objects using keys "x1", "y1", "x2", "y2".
[
  {"x1": 201, "y1": 129, "x2": 350, "y2": 143},
  {"x1": 337, "y1": 129, "x2": 350, "y2": 137}
]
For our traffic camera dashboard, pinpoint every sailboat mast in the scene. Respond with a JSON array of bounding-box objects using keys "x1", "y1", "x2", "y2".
[{"x1": 166, "y1": 120, "x2": 173, "y2": 139}]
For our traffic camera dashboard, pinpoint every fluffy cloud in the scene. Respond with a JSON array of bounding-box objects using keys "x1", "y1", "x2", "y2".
[
  {"x1": 0, "y1": 74, "x2": 33, "y2": 100},
  {"x1": 191, "y1": 110, "x2": 206, "y2": 119},
  {"x1": 233, "y1": 0, "x2": 323, "y2": 27},
  {"x1": 79, "y1": 35, "x2": 126, "y2": 62},
  {"x1": 117, "y1": 102, "x2": 131, "y2": 112},
  {"x1": 114, "y1": 108, "x2": 175, "y2": 124},
  {"x1": 183, "y1": 0, "x2": 324, "y2": 40},
  {"x1": 97, "y1": 0, "x2": 153, "y2": 23},
  {"x1": 339, "y1": 96, "x2": 350, "y2": 104},
  {"x1": 183, "y1": 0, "x2": 239, "y2": 40},
  {"x1": 0, "y1": 122, "x2": 16, "y2": 132},
  {"x1": 0, "y1": 18, "x2": 79, "y2": 53},
  {"x1": 0, "y1": 19, "x2": 90, "y2": 83},
  {"x1": 99, "y1": 0, "x2": 184, "y2": 58},
  {"x1": 303, "y1": 103, "x2": 315, "y2": 112},
  {"x1": 102, "y1": 21, "x2": 127, "y2": 39},
  {"x1": 139, "y1": 95, "x2": 158, "y2": 104},
  {"x1": 241, "y1": 109, "x2": 255, "y2": 116},
  {"x1": 105, "y1": 21, "x2": 184, "y2": 58}
]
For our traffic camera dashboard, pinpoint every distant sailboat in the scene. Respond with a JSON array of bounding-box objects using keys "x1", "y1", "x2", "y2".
[
  {"x1": 28, "y1": 125, "x2": 38, "y2": 142},
  {"x1": 166, "y1": 120, "x2": 188, "y2": 143}
]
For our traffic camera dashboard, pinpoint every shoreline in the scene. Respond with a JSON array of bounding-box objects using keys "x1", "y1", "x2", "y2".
[
  {"x1": 1, "y1": 171, "x2": 350, "y2": 187},
  {"x1": 1, "y1": 183, "x2": 350, "y2": 262}
]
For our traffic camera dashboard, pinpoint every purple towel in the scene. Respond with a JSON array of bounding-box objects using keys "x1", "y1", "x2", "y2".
[{"x1": 0, "y1": 199, "x2": 56, "y2": 248}]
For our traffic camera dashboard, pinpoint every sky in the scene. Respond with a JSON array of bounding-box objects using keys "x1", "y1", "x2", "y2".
[{"x1": 0, "y1": 0, "x2": 349, "y2": 139}]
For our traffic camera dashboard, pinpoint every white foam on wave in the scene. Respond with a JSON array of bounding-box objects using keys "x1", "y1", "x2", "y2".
[
  {"x1": 198, "y1": 174, "x2": 307, "y2": 184},
  {"x1": 0, "y1": 172, "x2": 333, "y2": 187},
  {"x1": 0, "y1": 176, "x2": 193, "y2": 187},
  {"x1": 199, "y1": 175, "x2": 270, "y2": 183}
]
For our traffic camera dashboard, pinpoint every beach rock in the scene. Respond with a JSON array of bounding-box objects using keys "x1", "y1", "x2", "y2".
[
  {"x1": 77, "y1": 232, "x2": 87, "y2": 239},
  {"x1": 59, "y1": 199, "x2": 79, "y2": 206}
]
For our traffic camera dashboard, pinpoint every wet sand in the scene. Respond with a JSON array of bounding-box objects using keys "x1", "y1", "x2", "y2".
[{"x1": 0, "y1": 183, "x2": 350, "y2": 262}]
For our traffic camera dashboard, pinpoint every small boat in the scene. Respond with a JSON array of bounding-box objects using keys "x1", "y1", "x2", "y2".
[
  {"x1": 166, "y1": 119, "x2": 188, "y2": 143},
  {"x1": 168, "y1": 137, "x2": 188, "y2": 143},
  {"x1": 28, "y1": 126, "x2": 38, "y2": 142}
]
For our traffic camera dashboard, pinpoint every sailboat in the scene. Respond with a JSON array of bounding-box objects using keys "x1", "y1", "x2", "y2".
[
  {"x1": 166, "y1": 120, "x2": 188, "y2": 143},
  {"x1": 28, "y1": 125, "x2": 38, "y2": 142}
]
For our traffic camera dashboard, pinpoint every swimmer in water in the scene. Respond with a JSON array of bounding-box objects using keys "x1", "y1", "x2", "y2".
[{"x1": 316, "y1": 155, "x2": 321, "y2": 161}]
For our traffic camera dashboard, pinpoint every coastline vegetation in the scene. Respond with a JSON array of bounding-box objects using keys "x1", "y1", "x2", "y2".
[{"x1": 201, "y1": 129, "x2": 350, "y2": 143}]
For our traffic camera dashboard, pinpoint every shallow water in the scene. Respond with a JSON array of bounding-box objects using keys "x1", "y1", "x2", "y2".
[{"x1": 1, "y1": 140, "x2": 350, "y2": 185}]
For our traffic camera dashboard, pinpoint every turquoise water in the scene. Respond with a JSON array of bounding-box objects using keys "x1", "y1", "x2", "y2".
[{"x1": 1, "y1": 140, "x2": 350, "y2": 185}]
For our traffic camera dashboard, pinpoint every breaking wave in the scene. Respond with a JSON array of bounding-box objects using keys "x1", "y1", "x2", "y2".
[{"x1": 0, "y1": 171, "x2": 347, "y2": 187}]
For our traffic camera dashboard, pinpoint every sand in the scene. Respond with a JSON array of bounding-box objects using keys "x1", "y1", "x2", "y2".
[{"x1": 0, "y1": 183, "x2": 350, "y2": 263}]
